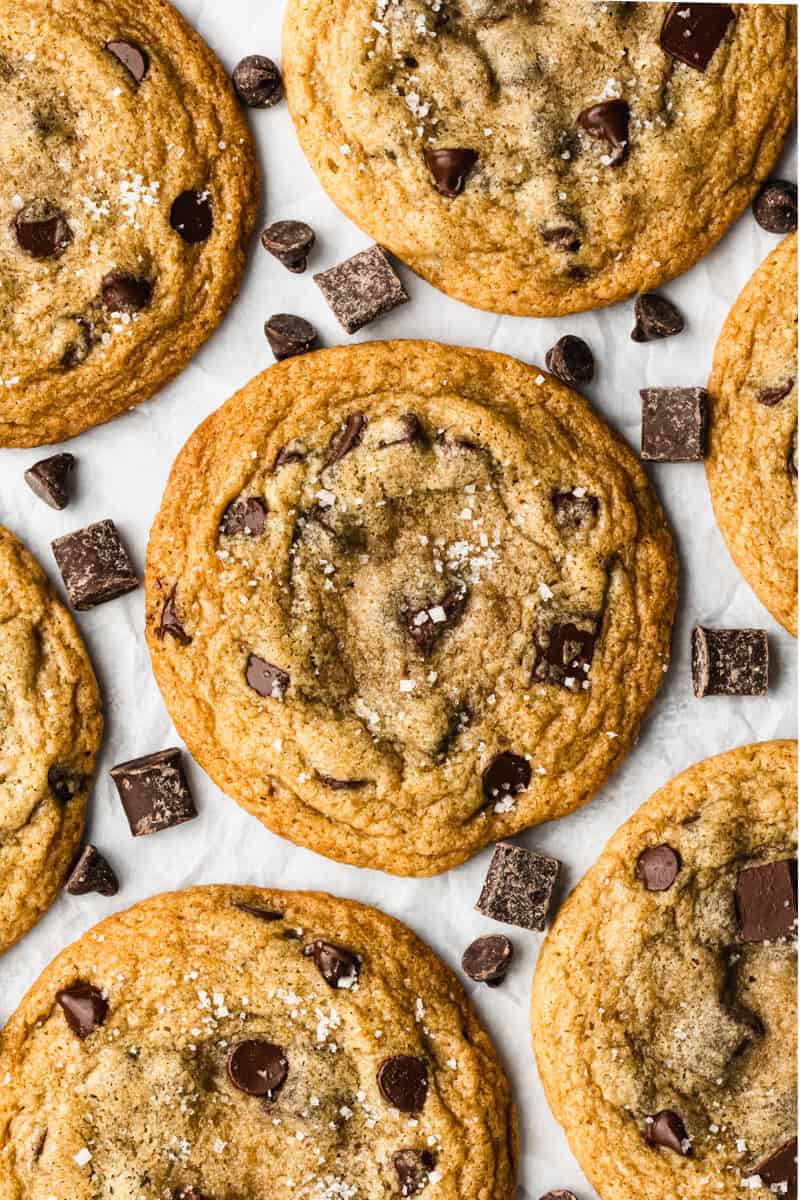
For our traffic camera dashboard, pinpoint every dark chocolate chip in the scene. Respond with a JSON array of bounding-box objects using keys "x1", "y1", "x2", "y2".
[
  {"x1": 303, "y1": 940, "x2": 361, "y2": 988},
  {"x1": 110, "y1": 748, "x2": 197, "y2": 837},
  {"x1": 540, "y1": 225, "x2": 581, "y2": 253},
  {"x1": 105, "y1": 40, "x2": 149, "y2": 84},
  {"x1": 403, "y1": 587, "x2": 467, "y2": 654},
  {"x1": 735, "y1": 860, "x2": 797, "y2": 942},
  {"x1": 424, "y1": 147, "x2": 479, "y2": 197},
  {"x1": 24, "y1": 453, "x2": 75, "y2": 510},
  {"x1": 660, "y1": 3, "x2": 735, "y2": 70},
  {"x1": 756, "y1": 1138, "x2": 798, "y2": 1192},
  {"x1": 220, "y1": 496, "x2": 267, "y2": 537},
  {"x1": 274, "y1": 443, "x2": 307, "y2": 469},
  {"x1": 640, "y1": 387, "x2": 708, "y2": 461},
  {"x1": 101, "y1": 271, "x2": 152, "y2": 313},
  {"x1": 48, "y1": 765, "x2": 81, "y2": 805},
  {"x1": 552, "y1": 491, "x2": 599, "y2": 531},
  {"x1": 482, "y1": 753, "x2": 532, "y2": 804},
  {"x1": 158, "y1": 586, "x2": 191, "y2": 645},
  {"x1": 65, "y1": 845, "x2": 119, "y2": 897},
  {"x1": 377, "y1": 1055, "x2": 429, "y2": 1113},
  {"x1": 476, "y1": 842, "x2": 561, "y2": 932},
  {"x1": 265, "y1": 313, "x2": 317, "y2": 361},
  {"x1": 533, "y1": 619, "x2": 598, "y2": 688},
  {"x1": 245, "y1": 654, "x2": 290, "y2": 700},
  {"x1": 394, "y1": 1149, "x2": 436, "y2": 1197},
  {"x1": 461, "y1": 934, "x2": 513, "y2": 985},
  {"x1": 577, "y1": 99, "x2": 629, "y2": 166},
  {"x1": 56, "y1": 983, "x2": 108, "y2": 1038},
  {"x1": 631, "y1": 294, "x2": 684, "y2": 342},
  {"x1": 378, "y1": 413, "x2": 424, "y2": 449},
  {"x1": 170, "y1": 191, "x2": 213, "y2": 244},
  {"x1": 691, "y1": 626, "x2": 769, "y2": 697},
  {"x1": 60, "y1": 317, "x2": 94, "y2": 370},
  {"x1": 52, "y1": 519, "x2": 139, "y2": 610},
  {"x1": 314, "y1": 245, "x2": 408, "y2": 334},
  {"x1": 327, "y1": 412, "x2": 367, "y2": 466},
  {"x1": 226, "y1": 1040, "x2": 288, "y2": 1099},
  {"x1": 545, "y1": 336, "x2": 594, "y2": 386},
  {"x1": 636, "y1": 845, "x2": 681, "y2": 892},
  {"x1": 757, "y1": 379, "x2": 795, "y2": 406},
  {"x1": 261, "y1": 220, "x2": 315, "y2": 273},
  {"x1": 648, "y1": 1110, "x2": 691, "y2": 1156},
  {"x1": 232, "y1": 55, "x2": 283, "y2": 108},
  {"x1": 753, "y1": 181, "x2": 797, "y2": 235},
  {"x1": 236, "y1": 903, "x2": 285, "y2": 922},
  {"x1": 14, "y1": 199, "x2": 73, "y2": 259},
  {"x1": 316, "y1": 774, "x2": 369, "y2": 791}
]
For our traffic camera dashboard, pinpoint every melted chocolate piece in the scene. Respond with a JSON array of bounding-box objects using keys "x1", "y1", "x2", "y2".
[
  {"x1": 315, "y1": 773, "x2": 369, "y2": 791},
  {"x1": 220, "y1": 496, "x2": 267, "y2": 537},
  {"x1": 48, "y1": 765, "x2": 80, "y2": 805},
  {"x1": 756, "y1": 1138, "x2": 798, "y2": 1192},
  {"x1": 424, "y1": 147, "x2": 479, "y2": 197},
  {"x1": 105, "y1": 40, "x2": 149, "y2": 84},
  {"x1": 482, "y1": 752, "x2": 532, "y2": 804},
  {"x1": 327, "y1": 413, "x2": 366, "y2": 466},
  {"x1": 636, "y1": 845, "x2": 681, "y2": 892},
  {"x1": 577, "y1": 99, "x2": 629, "y2": 166},
  {"x1": 101, "y1": 271, "x2": 152, "y2": 313},
  {"x1": 14, "y1": 199, "x2": 73, "y2": 258},
  {"x1": 303, "y1": 940, "x2": 361, "y2": 988},
  {"x1": 236, "y1": 903, "x2": 285, "y2": 922},
  {"x1": 246, "y1": 655, "x2": 290, "y2": 700},
  {"x1": 226, "y1": 1040, "x2": 288, "y2": 1099},
  {"x1": 378, "y1": 413, "x2": 424, "y2": 448},
  {"x1": 56, "y1": 983, "x2": 108, "y2": 1038},
  {"x1": 170, "y1": 191, "x2": 213, "y2": 244},
  {"x1": 394, "y1": 1149, "x2": 436, "y2": 1196},
  {"x1": 377, "y1": 1056, "x2": 429, "y2": 1113},
  {"x1": 158, "y1": 586, "x2": 191, "y2": 645},
  {"x1": 757, "y1": 378, "x2": 794, "y2": 406},
  {"x1": 403, "y1": 587, "x2": 467, "y2": 654},
  {"x1": 648, "y1": 1110, "x2": 691, "y2": 1156},
  {"x1": 540, "y1": 225, "x2": 581, "y2": 253},
  {"x1": 735, "y1": 859, "x2": 797, "y2": 942},
  {"x1": 533, "y1": 620, "x2": 598, "y2": 687},
  {"x1": 660, "y1": 4, "x2": 736, "y2": 71},
  {"x1": 552, "y1": 491, "x2": 599, "y2": 530}
]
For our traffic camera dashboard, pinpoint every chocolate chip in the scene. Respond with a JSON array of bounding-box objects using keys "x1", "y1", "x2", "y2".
[
  {"x1": 424, "y1": 147, "x2": 479, "y2": 197},
  {"x1": 540, "y1": 225, "x2": 581, "y2": 253},
  {"x1": 461, "y1": 935, "x2": 513, "y2": 985},
  {"x1": 476, "y1": 842, "x2": 561, "y2": 932},
  {"x1": 756, "y1": 1138, "x2": 798, "y2": 1192},
  {"x1": 648, "y1": 1110, "x2": 691, "y2": 1156},
  {"x1": 110, "y1": 748, "x2": 197, "y2": 837},
  {"x1": 24, "y1": 453, "x2": 75, "y2": 510},
  {"x1": 232, "y1": 55, "x2": 283, "y2": 108},
  {"x1": 545, "y1": 336, "x2": 594, "y2": 386},
  {"x1": 636, "y1": 845, "x2": 681, "y2": 892},
  {"x1": 552, "y1": 491, "x2": 599, "y2": 531},
  {"x1": 660, "y1": 3, "x2": 735, "y2": 70},
  {"x1": 394, "y1": 1149, "x2": 436, "y2": 1196},
  {"x1": 691, "y1": 626, "x2": 769, "y2": 697},
  {"x1": 245, "y1": 654, "x2": 290, "y2": 700},
  {"x1": 65, "y1": 845, "x2": 119, "y2": 897},
  {"x1": 170, "y1": 191, "x2": 213, "y2": 244},
  {"x1": 226, "y1": 1040, "x2": 289, "y2": 1099},
  {"x1": 261, "y1": 220, "x2": 315, "y2": 272},
  {"x1": 105, "y1": 40, "x2": 149, "y2": 84},
  {"x1": 274, "y1": 443, "x2": 307, "y2": 469},
  {"x1": 403, "y1": 587, "x2": 467, "y2": 654},
  {"x1": 735, "y1": 860, "x2": 797, "y2": 942},
  {"x1": 56, "y1": 983, "x2": 108, "y2": 1038},
  {"x1": 101, "y1": 271, "x2": 152, "y2": 313},
  {"x1": 482, "y1": 753, "x2": 531, "y2": 805},
  {"x1": 220, "y1": 496, "x2": 267, "y2": 537},
  {"x1": 577, "y1": 100, "x2": 629, "y2": 166},
  {"x1": 379, "y1": 413, "x2": 424, "y2": 448},
  {"x1": 236, "y1": 903, "x2": 285, "y2": 922},
  {"x1": 265, "y1": 314, "x2": 317, "y2": 361},
  {"x1": 327, "y1": 412, "x2": 367, "y2": 466},
  {"x1": 753, "y1": 181, "x2": 797, "y2": 235},
  {"x1": 52, "y1": 519, "x2": 139, "y2": 610},
  {"x1": 757, "y1": 378, "x2": 795, "y2": 406},
  {"x1": 631, "y1": 294, "x2": 684, "y2": 342},
  {"x1": 48, "y1": 765, "x2": 80, "y2": 805},
  {"x1": 14, "y1": 199, "x2": 73, "y2": 259},
  {"x1": 303, "y1": 940, "x2": 361, "y2": 988},
  {"x1": 640, "y1": 387, "x2": 708, "y2": 461},
  {"x1": 533, "y1": 619, "x2": 598, "y2": 688},
  {"x1": 377, "y1": 1056, "x2": 429, "y2": 1113},
  {"x1": 539, "y1": 1193, "x2": 578, "y2": 1200},
  {"x1": 158, "y1": 586, "x2": 191, "y2": 645},
  {"x1": 316, "y1": 774, "x2": 369, "y2": 791},
  {"x1": 59, "y1": 317, "x2": 94, "y2": 370},
  {"x1": 314, "y1": 245, "x2": 408, "y2": 334}
]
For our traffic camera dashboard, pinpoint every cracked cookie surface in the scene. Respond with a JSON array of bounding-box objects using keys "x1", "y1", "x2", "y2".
[
  {"x1": 145, "y1": 341, "x2": 676, "y2": 875},
  {"x1": 0, "y1": 884, "x2": 517, "y2": 1199},
  {"x1": 532, "y1": 740, "x2": 798, "y2": 1200}
]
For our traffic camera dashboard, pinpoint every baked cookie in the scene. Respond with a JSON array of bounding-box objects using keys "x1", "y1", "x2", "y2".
[
  {"x1": 0, "y1": 884, "x2": 518, "y2": 1198},
  {"x1": 0, "y1": 524, "x2": 102, "y2": 953},
  {"x1": 283, "y1": 2, "x2": 796, "y2": 317},
  {"x1": 0, "y1": 0, "x2": 258, "y2": 447},
  {"x1": 145, "y1": 341, "x2": 677, "y2": 876},
  {"x1": 706, "y1": 235, "x2": 798, "y2": 635},
  {"x1": 532, "y1": 741, "x2": 798, "y2": 1200}
]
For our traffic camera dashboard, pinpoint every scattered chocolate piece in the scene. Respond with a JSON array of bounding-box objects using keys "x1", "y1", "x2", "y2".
[
  {"x1": 236, "y1": 903, "x2": 285, "y2": 922},
  {"x1": 403, "y1": 587, "x2": 467, "y2": 654},
  {"x1": 314, "y1": 245, "x2": 408, "y2": 334},
  {"x1": 533, "y1": 619, "x2": 598, "y2": 688},
  {"x1": 226, "y1": 1040, "x2": 288, "y2": 1099},
  {"x1": 379, "y1": 413, "x2": 424, "y2": 449},
  {"x1": 482, "y1": 753, "x2": 532, "y2": 807},
  {"x1": 424, "y1": 147, "x2": 479, "y2": 197},
  {"x1": 753, "y1": 181, "x2": 797, "y2": 235},
  {"x1": 552, "y1": 491, "x2": 599, "y2": 531},
  {"x1": 232, "y1": 55, "x2": 283, "y2": 108},
  {"x1": 735, "y1": 860, "x2": 797, "y2": 942},
  {"x1": 220, "y1": 496, "x2": 267, "y2": 537},
  {"x1": 14, "y1": 199, "x2": 73, "y2": 259},
  {"x1": 52, "y1": 519, "x2": 139, "y2": 610},
  {"x1": 640, "y1": 387, "x2": 708, "y2": 462},
  {"x1": 170, "y1": 190, "x2": 213, "y2": 244},
  {"x1": 691, "y1": 626, "x2": 769, "y2": 697},
  {"x1": 158, "y1": 586, "x2": 191, "y2": 645},
  {"x1": 461, "y1": 934, "x2": 513, "y2": 986},
  {"x1": 377, "y1": 1056, "x2": 429, "y2": 1113},
  {"x1": 24, "y1": 453, "x2": 75, "y2": 510},
  {"x1": 110, "y1": 748, "x2": 197, "y2": 837},
  {"x1": 245, "y1": 654, "x2": 290, "y2": 700},
  {"x1": 648, "y1": 1110, "x2": 691, "y2": 1156},
  {"x1": 659, "y1": 3, "x2": 735, "y2": 71},
  {"x1": 476, "y1": 842, "x2": 561, "y2": 932},
  {"x1": 261, "y1": 220, "x2": 315, "y2": 272},
  {"x1": 101, "y1": 271, "x2": 152, "y2": 313},
  {"x1": 105, "y1": 40, "x2": 149, "y2": 84},
  {"x1": 56, "y1": 983, "x2": 108, "y2": 1038},
  {"x1": 274, "y1": 443, "x2": 307, "y2": 469},
  {"x1": 540, "y1": 225, "x2": 581, "y2": 253},
  {"x1": 303, "y1": 940, "x2": 361, "y2": 988},
  {"x1": 326, "y1": 412, "x2": 366, "y2": 466},
  {"x1": 394, "y1": 1149, "x2": 436, "y2": 1197},
  {"x1": 48, "y1": 765, "x2": 80, "y2": 804},
  {"x1": 65, "y1": 845, "x2": 119, "y2": 897},
  {"x1": 756, "y1": 1138, "x2": 798, "y2": 1192},
  {"x1": 577, "y1": 100, "x2": 629, "y2": 166},
  {"x1": 545, "y1": 336, "x2": 594, "y2": 387},
  {"x1": 631, "y1": 293, "x2": 684, "y2": 342},
  {"x1": 636, "y1": 845, "x2": 681, "y2": 892},
  {"x1": 757, "y1": 378, "x2": 795, "y2": 406},
  {"x1": 265, "y1": 313, "x2": 317, "y2": 361},
  {"x1": 316, "y1": 774, "x2": 369, "y2": 790}
]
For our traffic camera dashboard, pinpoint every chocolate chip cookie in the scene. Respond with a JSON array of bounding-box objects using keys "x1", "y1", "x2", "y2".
[
  {"x1": 0, "y1": 884, "x2": 518, "y2": 1197},
  {"x1": 282, "y1": 2, "x2": 796, "y2": 317},
  {"x1": 706, "y1": 234, "x2": 798, "y2": 635},
  {"x1": 145, "y1": 341, "x2": 677, "y2": 875},
  {"x1": 0, "y1": 524, "x2": 102, "y2": 953},
  {"x1": 533, "y1": 740, "x2": 797, "y2": 1200},
  {"x1": 0, "y1": 0, "x2": 258, "y2": 447}
]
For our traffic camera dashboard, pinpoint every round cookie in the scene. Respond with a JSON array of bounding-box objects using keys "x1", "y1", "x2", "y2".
[
  {"x1": 0, "y1": 0, "x2": 258, "y2": 447},
  {"x1": 282, "y1": 2, "x2": 796, "y2": 317},
  {"x1": 0, "y1": 524, "x2": 102, "y2": 953},
  {"x1": 145, "y1": 340, "x2": 677, "y2": 876},
  {"x1": 0, "y1": 884, "x2": 518, "y2": 1197},
  {"x1": 532, "y1": 741, "x2": 797, "y2": 1200},
  {"x1": 706, "y1": 234, "x2": 798, "y2": 635}
]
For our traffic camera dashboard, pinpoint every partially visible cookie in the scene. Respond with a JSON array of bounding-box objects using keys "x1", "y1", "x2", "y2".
[
  {"x1": 0, "y1": 885, "x2": 518, "y2": 1198},
  {"x1": 706, "y1": 235, "x2": 798, "y2": 634},
  {"x1": 0, "y1": 524, "x2": 102, "y2": 953},
  {"x1": 532, "y1": 741, "x2": 797, "y2": 1200}
]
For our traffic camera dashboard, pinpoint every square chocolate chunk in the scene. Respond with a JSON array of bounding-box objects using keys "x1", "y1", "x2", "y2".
[
  {"x1": 111, "y1": 748, "x2": 197, "y2": 837},
  {"x1": 735, "y1": 860, "x2": 797, "y2": 942},
  {"x1": 640, "y1": 388, "x2": 708, "y2": 461},
  {"x1": 692, "y1": 626, "x2": 769, "y2": 697},
  {"x1": 314, "y1": 245, "x2": 408, "y2": 334},
  {"x1": 476, "y1": 842, "x2": 561, "y2": 932},
  {"x1": 660, "y1": 4, "x2": 736, "y2": 72},
  {"x1": 52, "y1": 519, "x2": 139, "y2": 610}
]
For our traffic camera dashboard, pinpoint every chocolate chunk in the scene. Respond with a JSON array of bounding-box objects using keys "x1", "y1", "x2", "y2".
[
  {"x1": 110, "y1": 748, "x2": 197, "y2": 837},
  {"x1": 274, "y1": 443, "x2": 306, "y2": 469},
  {"x1": 753, "y1": 181, "x2": 798, "y2": 235},
  {"x1": 636, "y1": 845, "x2": 681, "y2": 892},
  {"x1": 226, "y1": 1040, "x2": 288, "y2": 1099},
  {"x1": 101, "y1": 271, "x2": 152, "y2": 313},
  {"x1": 482, "y1": 753, "x2": 532, "y2": 806},
  {"x1": 246, "y1": 654, "x2": 290, "y2": 700},
  {"x1": 327, "y1": 412, "x2": 367, "y2": 466},
  {"x1": 377, "y1": 1056, "x2": 429, "y2": 1113},
  {"x1": 24, "y1": 453, "x2": 75, "y2": 510},
  {"x1": 403, "y1": 587, "x2": 467, "y2": 654},
  {"x1": 640, "y1": 387, "x2": 708, "y2": 461},
  {"x1": 60, "y1": 316, "x2": 94, "y2": 370},
  {"x1": 170, "y1": 191, "x2": 213, "y2": 244},
  {"x1": 56, "y1": 983, "x2": 108, "y2": 1038},
  {"x1": 394, "y1": 1149, "x2": 436, "y2": 1196},
  {"x1": 378, "y1": 413, "x2": 424, "y2": 448},
  {"x1": 660, "y1": 3, "x2": 735, "y2": 70},
  {"x1": 316, "y1": 774, "x2": 369, "y2": 790},
  {"x1": 691, "y1": 626, "x2": 769, "y2": 697},
  {"x1": 540, "y1": 225, "x2": 581, "y2": 253},
  {"x1": 577, "y1": 100, "x2": 629, "y2": 166},
  {"x1": 105, "y1": 40, "x2": 149, "y2": 84},
  {"x1": 735, "y1": 860, "x2": 797, "y2": 942},
  {"x1": 461, "y1": 934, "x2": 513, "y2": 985},
  {"x1": 539, "y1": 1194, "x2": 578, "y2": 1200},
  {"x1": 265, "y1": 313, "x2": 317, "y2": 361},
  {"x1": 424, "y1": 147, "x2": 479, "y2": 197},
  {"x1": 14, "y1": 199, "x2": 73, "y2": 259},
  {"x1": 314, "y1": 245, "x2": 408, "y2": 334},
  {"x1": 261, "y1": 220, "x2": 315, "y2": 272},
  {"x1": 533, "y1": 619, "x2": 598, "y2": 688},
  {"x1": 220, "y1": 496, "x2": 267, "y2": 537},
  {"x1": 158, "y1": 586, "x2": 191, "y2": 645},
  {"x1": 65, "y1": 845, "x2": 119, "y2": 897},
  {"x1": 631, "y1": 293, "x2": 684, "y2": 342},
  {"x1": 758, "y1": 379, "x2": 795, "y2": 406},
  {"x1": 232, "y1": 55, "x2": 283, "y2": 107},
  {"x1": 52, "y1": 519, "x2": 139, "y2": 610},
  {"x1": 756, "y1": 1138, "x2": 798, "y2": 1192},
  {"x1": 48, "y1": 765, "x2": 80, "y2": 804},
  {"x1": 236, "y1": 903, "x2": 285, "y2": 922},
  {"x1": 476, "y1": 842, "x2": 561, "y2": 932},
  {"x1": 545, "y1": 335, "x2": 594, "y2": 386},
  {"x1": 648, "y1": 1110, "x2": 691, "y2": 1156},
  {"x1": 552, "y1": 491, "x2": 599, "y2": 531},
  {"x1": 303, "y1": 940, "x2": 361, "y2": 988}
]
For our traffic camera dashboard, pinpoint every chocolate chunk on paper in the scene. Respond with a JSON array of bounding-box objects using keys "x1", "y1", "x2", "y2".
[
  {"x1": 476, "y1": 842, "x2": 561, "y2": 931},
  {"x1": 111, "y1": 748, "x2": 197, "y2": 837},
  {"x1": 641, "y1": 387, "x2": 708, "y2": 462},
  {"x1": 24, "y1": 453, "x2": 75, "y2": 509},
  {"x1": 52, "y1": 519, "x2": 139, "y2": 610},
  {"x1": 314, "y1": 245, "x2": 408, "y2": 334},
  {"x1": 692, "y1": 626, "x2": 768, "y2": 697},
  {"x1": 65, "y1": 845, "x2": 119, "y2": 896}
]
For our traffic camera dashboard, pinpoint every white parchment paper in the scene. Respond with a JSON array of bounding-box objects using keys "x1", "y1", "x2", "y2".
[{"x1": 0, "y1": 4, "x2": 796, "y2": 1196}]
